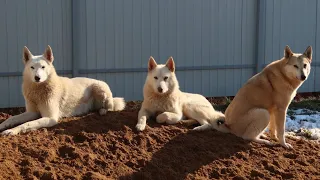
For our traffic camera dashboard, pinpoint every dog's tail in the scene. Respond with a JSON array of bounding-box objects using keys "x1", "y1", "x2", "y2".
[
  {"x1": 112, "y1": 97, "x2": 126, "y2": 111},
  {"x1": 209, "y1": 112, "x2": 230, "y2": 133}
]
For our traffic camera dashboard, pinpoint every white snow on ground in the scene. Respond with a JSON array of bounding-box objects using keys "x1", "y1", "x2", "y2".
[{"x1": 285, "y1": 109, "x2": 320, "y2": 140}]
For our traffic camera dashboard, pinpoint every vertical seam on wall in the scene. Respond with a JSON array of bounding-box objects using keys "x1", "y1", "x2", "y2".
[
  {"x1": 315, "y1": 0, "x2": 318, "y2": 90},
  {"x1": 5, "y1": 0, "x2": 9, "y2": 106},
  {"x1": 255, "y1": 0, "x2": 261, "y2": 74}
]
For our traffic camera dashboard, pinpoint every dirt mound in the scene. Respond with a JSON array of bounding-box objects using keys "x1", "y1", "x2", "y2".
[{"x1": 0, "y1": 105, "x2": 319, "y2": 180}]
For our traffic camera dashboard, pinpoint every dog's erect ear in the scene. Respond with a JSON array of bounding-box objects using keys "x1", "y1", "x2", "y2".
[
  {"x1": 43, "y1": 45, "x2": 54, "y2": 63},
  {"x1": 23, "y1": 46, "x2": 33, "y2": 64},
  {"x1": 284, "y1": 45, "x2": 293, "y2": 59},
  {"x1": 303, "y1": 46, "x2": 312, "y2": 63},
  {"x1": 165, "y1": 56, "x2": 175, "y2": 72},
  {"x1": 148, "y1": 56, "x2": 157, "y2": 72}
]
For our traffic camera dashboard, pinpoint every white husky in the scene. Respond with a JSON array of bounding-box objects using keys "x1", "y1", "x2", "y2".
[
  {"x1": 0, "y1": 45, "x2": 125, "y2": 135},
  {"x1": 136, "y1": 56, "x2": 229, "y2": 132}
]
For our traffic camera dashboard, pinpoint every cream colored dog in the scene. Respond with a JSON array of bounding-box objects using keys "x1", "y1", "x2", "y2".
[
  {"x1": 222, "y1": 45, "x2": 312, "y2": 149},
  {"x1": 136, "y1": 56, "x2": 228, "y2": 132},
  {"x1": 0, "y1": 45, "x2": 125, "y2": 135}
]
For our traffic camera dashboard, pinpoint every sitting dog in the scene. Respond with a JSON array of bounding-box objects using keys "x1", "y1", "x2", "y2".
[{"x1": 222, "y1": 45, "x2": 312, "y2": 149}]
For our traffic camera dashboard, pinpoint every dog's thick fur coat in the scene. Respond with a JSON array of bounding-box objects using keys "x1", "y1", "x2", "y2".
[
  {"x1": 136, "y1": 57, "x2": 228, "y2": 132},
  {"x1": 222, "y1": 46, "x2": 312, "y2": 149},
  {"x1": 0, "y1": 46, "x2": 125, "y2": 135}
]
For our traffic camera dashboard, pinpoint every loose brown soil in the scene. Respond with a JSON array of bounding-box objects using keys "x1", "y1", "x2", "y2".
[{"x1": 0, "y1": 99, "x2": 319, "y2": 180}]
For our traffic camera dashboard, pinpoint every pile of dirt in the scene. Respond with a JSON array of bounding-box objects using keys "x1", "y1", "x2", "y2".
[{"x1": 0, "y1": 103, "x2": 319, "y2": 180}]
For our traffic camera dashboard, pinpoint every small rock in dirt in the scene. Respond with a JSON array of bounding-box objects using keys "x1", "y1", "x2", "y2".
[
  {"x1": 57, "y1": 145, "x2": 79, "y2": 159},
  {"x1": 250, "y1": 169, "x2": 264, "y2": 178}
]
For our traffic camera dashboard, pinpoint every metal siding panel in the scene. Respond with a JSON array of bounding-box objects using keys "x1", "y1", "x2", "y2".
[
  {"x1": 193, "y1": 0, "x2": 201, "y2": 94},
  {"x1": 105, "y1": 0, "x2": 115, "y2": 70},
  {"x1": 66, "y1": 0, "x2": 72, "y2": 71},
  {"x1": 241, "y1": 0, "x2": 248, "y2": 85},
  {"x1": 17, "y1": 0, "x2": 27, "y2": 72},
  {"x1": 61, "y1": 0, "x2": 67, "y2": 71},
  {"x1": 47, "y1": 0, "x2": 54, "y2": 67},
  {"x1": 302, "y1": 0, "x2": 317, "y2": 92},
  {"x1": 247, "y1": 0, "x2": 257, "y2": 65},
  {"x1": 150, "y1": 0, "x2": 159, "y2": 61},
  {"x1": 168, "y1": 0, "x2": 177, "y2": 59},
  {"x1": 114, "y1": 0, "x2": 125, "y2": 97},
  {"x1": 0, "y1": 2, "x2": 9, "y2": 107},
  {"x1": 184, "y1": 0, "x2": 194, "y2": 93},
  {"x1": 86, "y1": 0, "x2": 97, "y2": 80},
  {"x1": 300, "y1": 0, "x2": 317, "y2": 92},
  {"x1": 233, "y1": 0, "x2": 242, "y2": 94},
  {"x1": 16, "y1": 1, "x2": 27, "y2": 107},
  {"x1": 134, "y1": 72, "x2": 144, "y2": 100},
  {"x1": 37, "y1": 0, "x2": 46, "y2": 54},
  {"x1": 96, "y1": 0, "x2": 106, "y2": 84},
  {"x1": 8, "y1": 77, "x2": 20, "y2": 107},
  {"x1": 218, "y1": 0, "x2": 227, "y2": 96},
  {"x1": 225, "y1": 0, "x2": 235, "y2": 96},
  {"x1": 139, "y1": 0, "x2": 151, "y2": 98},
  {"x1": 158, "y1": 0, "x2": 166, "y2": 60},
  {"x1": 201, "y1": 0, "x2": 210, "y2": 96},
  {"x1": 26, "y1": 0, "x2": 38, "y2": 52},
  {"x1": 142, "y1": 0, "x2": 151, "y2": 65},
  {"x1": 6, "y1": 0, "x2": 18, "y2": 74},
  {"x1": 123, "y1": 0, "x2": 133, "y2": 99},
  {"x1": 52, "y1": 0, "x2": 63, "y2": 71},
  {"x1": 272, "y1": 0, "x2": 281, "y2": 61},
  {"x1": 264, "y1": 0, "x2": 273, "y2": 67},
  {"x1": 77, "y1": 0, "x2": 87, "y2": 71},
  {"x1": 210, "y1": 0, "x2": 219, "y2": 96},
  {"x1": 104, "y1": 0, "x2": 115, "y2": 90},
  {"x1": 0, "y1": 78, "x2": 9, "y2": 108},
  {"x1": 280, "y1": 1, "x2": 294, "y2": 53},
  {"x1": 176, "y1": 0, "x2": 186, "y2": 91},
  {"x1": 132, "y1": 0, "x2": 143, "y2": 100},
  {"x1": 95, "y1": 1, "x2": 106, "y2": 70},
  {"x1": 315, "y1": 0, "x2": 320, "y2": 92}
]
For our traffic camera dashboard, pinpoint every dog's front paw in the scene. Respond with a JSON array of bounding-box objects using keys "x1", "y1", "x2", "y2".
[
  {"x1": 281, "y1": 142, "x2": 293, "y2": 149},
  {"x1": 136, "y1": 123, "x2": 146, "y2": 131},
  {"x1": 192, "y1": 126, "x2": 202, "y2": 131},
  {"x1": 1, "y1": 129, "x2": 19, "y2": 136},
  {"x1": 156, "y1": 114, "x2": 167, "y2": 124}
]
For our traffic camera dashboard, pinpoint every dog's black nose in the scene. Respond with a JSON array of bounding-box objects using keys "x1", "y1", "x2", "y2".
[
  {"x1": 301, "y1": 75, "x2": 306, "y2": 80},
  {"x1": 157, "y1": 87, "x2": 163, "y2": 93},
  {"x1": 34, "y1": 76, "x2": 40, "y2": 82}
]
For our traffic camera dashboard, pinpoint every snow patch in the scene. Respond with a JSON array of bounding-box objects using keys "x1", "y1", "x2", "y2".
[{"x1": 285, "y1": 109, "x2": 320, "y2": 140}]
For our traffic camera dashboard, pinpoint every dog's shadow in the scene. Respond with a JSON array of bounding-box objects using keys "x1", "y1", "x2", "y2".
[
  {"x1": 47, "y1": 110, "x2": 139, "y2": 136},
  {"x1": 118, "y1": 128, "x2": 251, "y2": 180}
]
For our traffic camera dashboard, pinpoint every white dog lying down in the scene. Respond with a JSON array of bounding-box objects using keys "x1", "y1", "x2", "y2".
[
  {"x1": 0, "y1": 45, "x2": 125, "y2": 135},
  {"x1": 136, "y1": 56, "x2": 229, "y2": 133}
]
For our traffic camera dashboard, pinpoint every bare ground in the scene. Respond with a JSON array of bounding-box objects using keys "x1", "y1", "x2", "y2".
[{"x1": 0, "y1": 98, "x2": 319, "y2": 180}]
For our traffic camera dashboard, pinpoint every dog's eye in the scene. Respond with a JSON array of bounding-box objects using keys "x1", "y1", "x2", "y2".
[
  {"x1": 31, "y1": 66, "x2": 34, "y2": 69},
  {"x1": 164, "y1": 76, "x2": 168, "y2": 81},
  {"x1": 294, "y1": 65, "x2": 298, "y2": 69},
  {"x1": 303, "y1": 64, "x2": 307, "y2": 68},
  {"x1": 154, "y1": 76, "x2": 158, "y2": 80},
  {"x1": 42, "y1": 66, "x2": 45, "y2": 69}
]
